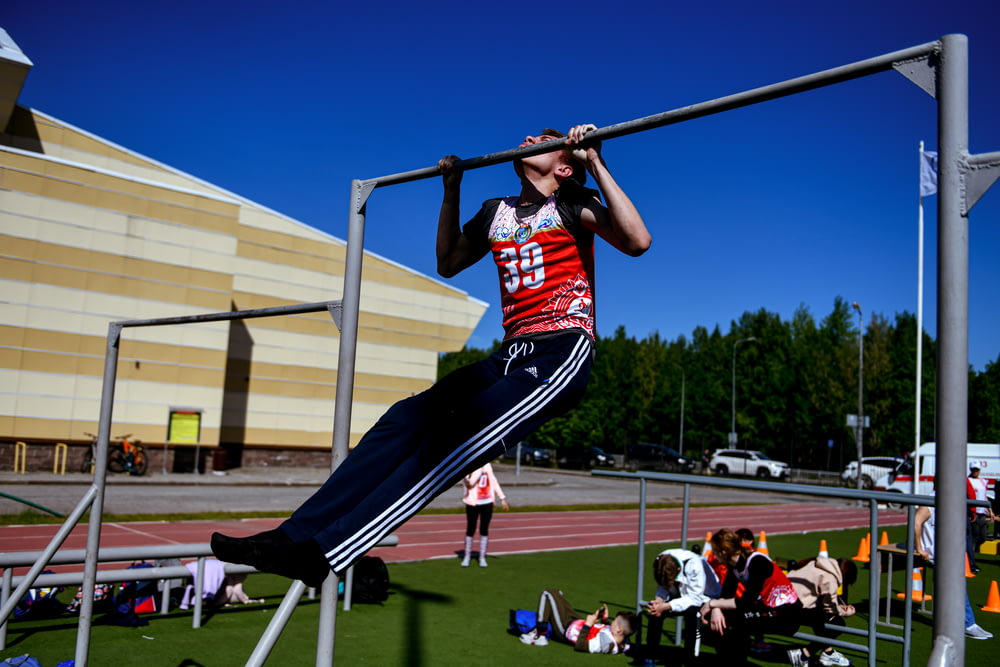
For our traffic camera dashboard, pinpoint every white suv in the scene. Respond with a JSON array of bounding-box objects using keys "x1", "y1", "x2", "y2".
[
  {"x1": 709, "y1": 449, "x2": 789, "y2": 478},
  {"x1": 841, "y1": 456, "x2": 903, "y2": 489}
]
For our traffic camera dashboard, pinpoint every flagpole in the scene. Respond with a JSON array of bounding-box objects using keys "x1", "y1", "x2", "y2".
[{"x1": 914, "y1": 141, "x2": 925, "y2": 495}]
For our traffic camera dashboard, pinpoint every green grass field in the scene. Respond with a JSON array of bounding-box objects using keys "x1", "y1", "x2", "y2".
[{"x1": 4, "y1": 526, "x2": 999, "y2": 666}]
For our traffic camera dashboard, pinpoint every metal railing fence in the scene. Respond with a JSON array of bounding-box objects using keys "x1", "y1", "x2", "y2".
[{"x1": 593, "y1": 469, "x2": 990, "y2": 667}]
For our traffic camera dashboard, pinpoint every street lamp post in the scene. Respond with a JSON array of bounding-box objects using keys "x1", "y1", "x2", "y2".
[
  {"x1": 852, "y1": 302, "x2": 864, "y2": 493},
  {"x1": 730, "y1": 337, "x2": 756, "y2": 460},
  {"x1": 677, "y1": 367, "x2": 686, "y2": 453}
]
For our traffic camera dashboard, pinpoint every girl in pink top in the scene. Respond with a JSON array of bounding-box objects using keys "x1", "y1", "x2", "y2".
[{"x1": 460, "y1": 462, "x2": 509, "y2": 567}]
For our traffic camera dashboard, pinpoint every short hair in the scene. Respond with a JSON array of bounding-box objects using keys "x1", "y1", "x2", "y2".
[
  {"x1": 536, "y1": 128, "x2": 587, "y2": 185},
  {"x1": 614, "y1": 610, "x2": 638, "y2": 636}
]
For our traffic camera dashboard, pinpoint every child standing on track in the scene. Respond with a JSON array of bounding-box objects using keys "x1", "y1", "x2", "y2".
[{"x1": 460, "y1": 462, "x2": 508, "y2": 567}]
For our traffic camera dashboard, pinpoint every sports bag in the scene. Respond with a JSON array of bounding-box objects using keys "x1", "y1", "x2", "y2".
[
  {"x1": 509, "y1": 609, "x2": 551, "y2": 637},
  {"x1": 351, "y1": 556, "x2": 389, "y2": 604}
]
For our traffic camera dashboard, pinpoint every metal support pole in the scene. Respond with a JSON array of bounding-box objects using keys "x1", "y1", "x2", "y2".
[
  {"x1": 192, "y1": 557, "x2": 205, "y2": 629},
  {"x1": 730, "y1": 337, "x2": 755, "y2": 455},
  {"x1": 901, "y1": 505, "x2": 916, "y2": 667},
  {"x1": 246, "y1": 580, "x2": 307, "y2": 667},
  {"x1": 680, "y1": 484, "x2": 690, "y2": 550},
  {"x1": 635, "y1": 478, "x2": 647, "y2": 615},
  {"x1": 342, "y1": 566, "x2": 354, "y2": 611},
  {"x1": 0, "y1": 568, "x2": 10, "y2": 649},
  {"x1": 866, "y1": 500, "x2": 879, "y2": 667},
  {"x1": 75, "y1": 322, "x2": 122, "y2": 667},
  {"x1": 315, "y1": 178, "x2": 370, "y2": 665},
  {"x1": 160, "y1": 574, "x2": 171, "y2": 616},
  {"x1": 930, "y1": 33, "x2": 969, "y2": 667},
  {"x1": 677, "y1": 368, "x2": 685, "y2": 453}
]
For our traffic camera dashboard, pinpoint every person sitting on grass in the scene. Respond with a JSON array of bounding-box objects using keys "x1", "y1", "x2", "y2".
[
  {"x1": 520, "y1": 588, "x2": 637, "y2": 654},
  {"x1": 785, "y1": 556, "x2": 858, "y2": 667}
]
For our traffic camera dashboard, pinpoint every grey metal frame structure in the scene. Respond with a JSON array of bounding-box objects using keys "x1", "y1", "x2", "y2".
[
  {"x1": 592, "y1": 469, "x2": 990, "y2": 667},
  {"x1": 0, "y1": 534, "x2": 397, "y2": 650},
  {"x1": 2, "y1": 33, "x2": 996, "y2": 666},
  {"x1": 0, "y1": 301, "x2": 345, "y2": 667}
]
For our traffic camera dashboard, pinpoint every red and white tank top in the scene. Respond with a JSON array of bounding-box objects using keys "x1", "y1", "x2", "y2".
[
  {"x1": 733, "y1": 552, "x2": 799, "y2": 608},
  {"x1": 488, "y1": 195, "x2": 596, "y2": 339}
]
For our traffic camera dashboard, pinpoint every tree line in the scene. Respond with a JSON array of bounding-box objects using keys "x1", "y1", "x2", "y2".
[{"x1": 438, "y1": 297, "x2": 1000, "y2": 471}]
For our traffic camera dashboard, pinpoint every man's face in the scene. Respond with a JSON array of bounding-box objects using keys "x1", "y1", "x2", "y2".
[
  {"x1": 519, "y1": 133, "x2": 560, "y2": 148},
  {"x1": 515, "y1": 133, "x2": 567, "y2": 178}
]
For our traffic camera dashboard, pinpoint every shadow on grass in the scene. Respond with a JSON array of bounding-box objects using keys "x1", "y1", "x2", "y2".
[
  {"x1": 852, "y1": 596, "x2": 935, "y2": 629},
  {"x1": 2, "y1": 619, "x2": 82, "y2": 648},
  {"x1": 390, "y1": 582, "x2": 454, "y2": 667}
]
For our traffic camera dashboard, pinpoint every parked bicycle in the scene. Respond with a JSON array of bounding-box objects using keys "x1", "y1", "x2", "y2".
[{"x1": 80, "y1": 432, "x2": 148, "y2": 476}]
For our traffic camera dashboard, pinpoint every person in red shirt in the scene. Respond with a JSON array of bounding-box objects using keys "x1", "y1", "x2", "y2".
[
  {"x1": 700, "y1": 528, "x2": 801, "y2": 663},
  {"x1": 212, "y1": 125, "x2": 651, "y2": 586}
]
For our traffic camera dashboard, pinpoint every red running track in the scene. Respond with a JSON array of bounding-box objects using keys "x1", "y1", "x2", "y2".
[{"x1": 0, "y1": 504, "x2": 906, "y2": 574}]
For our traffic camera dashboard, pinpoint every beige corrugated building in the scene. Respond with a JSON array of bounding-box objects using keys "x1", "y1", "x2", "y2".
[{"x1": 0, "y1": 28, "x2": 487, "y2": 472}]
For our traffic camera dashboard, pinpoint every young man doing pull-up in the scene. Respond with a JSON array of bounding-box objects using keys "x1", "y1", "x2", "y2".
[{"x1": 212, "y1": 124, "x2": 652, "y2": 586}]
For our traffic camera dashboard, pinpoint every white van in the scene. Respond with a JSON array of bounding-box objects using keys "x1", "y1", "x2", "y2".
[{"x1": 873, "y1": 442, "x2": 999, "y2": 502}]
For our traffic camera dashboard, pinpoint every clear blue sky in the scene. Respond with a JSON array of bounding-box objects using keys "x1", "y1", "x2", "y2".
[{"x1": 5, "y1": 1, "x2": 999, "y2": 369}]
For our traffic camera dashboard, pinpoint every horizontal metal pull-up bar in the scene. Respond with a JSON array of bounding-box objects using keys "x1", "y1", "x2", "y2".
[
  {"x1": 114, "y1": 299, "x2": 343, "y2": 329},
  {"x1": 367, "y1": 39, "x2": 939, "y2": 189}
]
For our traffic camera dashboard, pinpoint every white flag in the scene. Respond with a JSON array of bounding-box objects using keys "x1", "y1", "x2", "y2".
[{"x1": 920, "y1": 150, "x2": 938, "y2": 197}]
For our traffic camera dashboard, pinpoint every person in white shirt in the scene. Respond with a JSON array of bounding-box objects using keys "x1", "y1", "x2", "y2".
[
  {"x1": 641, "y1": 548, "x2": 721, "y2": 661},
  {"x1": 459, "y1": 462, "x2": 509, "y2": 567},
  {"x1": 967, "y1": 465, "x2": 994, "y2": 556},
  {"x1": 915, "y1": 505, "x2": 993, "y2": 640}
]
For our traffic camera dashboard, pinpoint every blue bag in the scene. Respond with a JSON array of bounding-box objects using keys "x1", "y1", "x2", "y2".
[
  {"x1": 508, "y1": 609, "x2": 551, "y2": 637},
  {"x1": 0, "y1": 655, "x2": 42, "y2": 667}
]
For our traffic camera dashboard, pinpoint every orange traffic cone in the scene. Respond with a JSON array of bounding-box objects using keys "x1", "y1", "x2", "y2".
[
  {"x1": 703, "y1": 531, "x2": 713, "y2": 556},
  {"x1": 896, "y1": 567, "x2": 932, "y2": 602},
  {"x1": 852, "y1": 535, "x2": 870, "y2": 562},
  {"x1": 818, "y1": 539, "x2": 829, "y2": 558},
  {"x1": 757, "y1": 530, "x2": 769, "y2": 556},
  {"x1": 982, "y1": 581, "x2": 1000, "y2": 613},
  {"x1": 880, "y1": 531, "x2": 889, "y2": 546},
  {"x1": 965, "y1": 553, "x2": 976, "y2": 578}
]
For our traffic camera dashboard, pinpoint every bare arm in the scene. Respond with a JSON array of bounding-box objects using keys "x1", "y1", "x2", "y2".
[
  {"x1": 914, "y1": 506, "x2": 932, "y2": 561},
  {"x1": 436, "y1": 156, "x2": 487, "y2": 277},
  {"x1": 567, "y1": 125, "x2": 652, "y2": 257}
]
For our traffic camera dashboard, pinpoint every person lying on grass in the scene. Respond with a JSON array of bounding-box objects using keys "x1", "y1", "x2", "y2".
[{"x1": 519, "y1": 588, "x2": 637, "y2": 654}]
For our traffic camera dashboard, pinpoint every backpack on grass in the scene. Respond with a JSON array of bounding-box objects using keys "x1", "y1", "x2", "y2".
[
  {"x1": 351, "y1": 556, "x2": 390, "y2": 604},
  {"x1": 116, "y1": 561, "x2": 158, "y2": 614},
  {"x1": 12, "y1": 571, "x2": 63, "y2": 620},
  {"x1": 508, "y1": 609, "x2": 551, "y2": 637}
]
